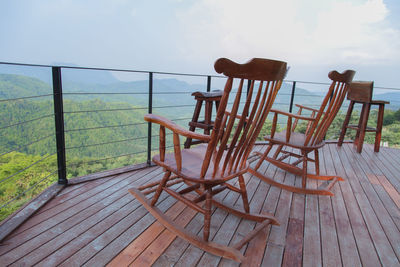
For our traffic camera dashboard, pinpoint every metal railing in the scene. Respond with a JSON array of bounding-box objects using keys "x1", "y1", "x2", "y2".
[{"x1": 0, "y1": 61, "x2": 399, "y2": 219}]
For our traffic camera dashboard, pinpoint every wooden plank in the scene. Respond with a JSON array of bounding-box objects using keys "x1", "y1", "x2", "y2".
[
  {"x1": 12, "y1": 166, "x2": 158, "y2": 239},
  {"x1": 324, "y1": 144, "x2": 363, "y2": 267},
  {"x1": 196, "y1": 145, "x2": 268, "y2": 267},
  {"x1": 328, "y1": 144, "x2": 381, "y2": 266},
  {"x1": 262, "y1": 171, "x2": 296, "y2": 266},
  {"x1": 0, "y1": 170, "x2": 146, "y2": 257},
  {"x1": 37, "y1": 175, "x2": 118, "y2": 214},
  {"x1": 172, "y1": 177, "x2": 249, "y2": 266},
  {"x1": 0, "y1": 183, "x2": 65, "y2": 242},
  {"x1": 281, "y1": 152, "x2": 305, "y2": 267},
  {"x1": 317, "y1": 145, "x2": 341, "y2": 267},
  {"x1": 376, "y1": 175, "x2": 400, "y2": 210},
  {"x1": 363, "y1": 144, "x2": 400, "y2": 192},
  {"x1": 339, "y1": 144, "x2": 400, "y2": 265},
  {"x1": 129, "y1": 207, "x2": 198, "y2": 266},
  {"x1": 243, "y1": 171, "x2": 284, "y2": 267},
  {"x1": 197, "y1": 152, "x2": 273, "y2": 267},
  {"x1": 171, "y1": 148, "x2": 270, "y2": 267},
  {"x1": 282, "y1": 218, "x2": 304, "y2": 267},
  {"x1": 218, "y1": 167, "x2": 273, "y2": 267},
  {"x1": 59, "y1": 184, "x2": 180, "y2": 267},
  {"x1": 260, "y1": 147, "x2": 297, "y2": 266},
  {"x1": 35, "y1": 198, "x2": 141, "y2": 266},
  {"x1": 0, "y1": 168, "x2": 164, "y2": 265},
  {"x1": 6, "y1": 170, "x2": 136, "y2": 238},
  {"x1": 234, "y1": 147, "x2": 285, "y2": 266},
  {"x1": 68, "y1": 162, "x2": 151, "y2": 185},
  {"x1": 10, "y1": 193, "x2": 136, "y2": 266},
  {"x1": 353, "y1": 145, "x2": 400, "y2": 229},
  {"x1": 20, "y1": 170, "x2": 165, "y2": 267},
  {"x1": 302, "y1": 153, "x2": 321, "y2": 267},
  {"x1": 108, "y1": 199, "x2": 189, "y2": 266},
  {"x1": 366, "y1": 173, "x2": 380, "y2": 185},
  {"x1": 2, "y1": 144, "x2": 400, "y2": 266}
]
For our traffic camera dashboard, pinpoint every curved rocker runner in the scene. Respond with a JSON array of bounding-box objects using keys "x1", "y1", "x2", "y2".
[
  {"x1": 129, "y1": 57, "x2": 287, "y2": 262},
  {"x1": 250, "y1": 69, "x2": 355, "y2": 196}
]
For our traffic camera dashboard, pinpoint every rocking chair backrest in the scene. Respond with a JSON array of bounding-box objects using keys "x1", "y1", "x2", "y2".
[
  {"x1": 305, "y1": 70, "x2": 355, "y2": 146},
  {"x1": 200, "y1": 58, "x2": 287, "y2": 178}
]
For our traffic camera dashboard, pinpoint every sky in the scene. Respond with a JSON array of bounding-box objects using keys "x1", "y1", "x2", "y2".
[{"x1": 0, "y1": 0, "x2": 399, "y2": 88}]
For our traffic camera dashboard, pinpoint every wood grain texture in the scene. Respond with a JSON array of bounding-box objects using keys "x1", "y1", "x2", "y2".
[{"x1": 1, "y1": 144, "x2": 399, "y2": 266}]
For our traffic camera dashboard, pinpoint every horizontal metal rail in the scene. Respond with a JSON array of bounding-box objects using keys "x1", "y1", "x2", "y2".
[
  {"x1": 0, "y1": 114, "x2": 54, "y2": 130},
  {"x1": 64, "y1": 122, "x2": 148, "y2": 132},
  {"x1": 0, "y1": 134, "x2": 54, "y2": 158},
  {"x1": 0, "y1": 94, "x2": 54, "y2": 102},
  {"x1": 0, "y1": 152, "x2": 56, "y2": 185},
  {"x1": 65, "y1": 136, "x2": 149, "y2": 150},
  {"x1": 63, "y1": 107, "x2": 147, "y2": 114},
  {"x1": 0, "y1": 169, "x2": 58, "y2": 210},
  {"x1": 0, "y1": 61, "x2": 224, "y2": 78},
  {"x1": 66, "y1": 150, "x2": 148, "y2": 167}
]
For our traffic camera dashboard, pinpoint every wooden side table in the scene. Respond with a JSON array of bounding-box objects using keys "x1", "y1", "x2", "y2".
[
  {"x1": 184, "y1": 90, "x2": 223, "y2": 148},
  {"x1": 338, "y1": 81, "x2": 389, "y2": 153}
]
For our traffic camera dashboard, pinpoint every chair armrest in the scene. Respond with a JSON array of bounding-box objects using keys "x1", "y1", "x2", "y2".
[
  {"x1": 270, "y1": 109, "x2": 316, "y2": 121},
  {"x1": 295, "y1": 104, "x2": 321, "y2": 113},
  {"x1": 144, "y1": 114, "x2": 211, "y2": 142}
]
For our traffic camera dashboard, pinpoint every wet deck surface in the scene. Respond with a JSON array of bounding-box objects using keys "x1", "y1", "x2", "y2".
[{"x1": 0, "y1": 143, "x2": 399, "y2": 266}]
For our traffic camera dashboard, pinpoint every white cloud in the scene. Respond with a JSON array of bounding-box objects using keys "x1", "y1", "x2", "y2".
[{"x1": 176, "y1": 0, "x2": 400, "y2": 67}]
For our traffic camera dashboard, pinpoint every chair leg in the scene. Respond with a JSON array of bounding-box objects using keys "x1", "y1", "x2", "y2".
[
  {"x1": 203, "y1": 189, "x2": 212, "y2": 241},
  {"x1": 238, "y1": 175, "x2": 250, "y2": 213},
  {"x1": 204, "y1": 100, "x2": 212, "y2": 135},
  {"x1": 254, "y1": 144, "x2": 273, "y2": 170},
  {"x1": 356, "y1": 103, "x2": 371, "y2": 153},
  {"x1": 273, "y1": 144, "x2": 283, "y2": 159},
  {"x1": 184, "y1": 100, "x2": 203, "y2": 148},
  {"x1": 301, "y1": 150, "x2": 308, "y2": 189},
  {"x1": 151, "y1": 171, "x2": 171, "y2": 206},
  {"x1": 338, "y1": 101, "x2": 354, "y2": 146},
  {"x1": 354, "y1": 103, "x2": 365, "y2": 147},
  {"x1": 314, "y1": 149, "x2": 320, "y2": 175},
  {"x1": 374, "y1": 103, "x2": 385, "y2": 152}
]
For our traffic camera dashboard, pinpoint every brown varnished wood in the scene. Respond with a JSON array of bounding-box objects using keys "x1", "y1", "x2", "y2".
[
  {"x1": 185, "y1": 90, "x2": 223, "y2": 148},
  {"x1": 252, "y1": 69, "x2": 355, "y2": 195},
  {"x1": 130, "y1": 57, "x2": 287, "y2": 262},
  {"x1": 1, "y1": 144, "x2": 400, "y2": 265},
  {"x1": 338, "y1": 81, "x2": 389, "y2": 153},
  {"x1": 214, "y1": 58, "x2": 287, "y2": 81},
  {"x1": 129, "y1": 188, "x2": 245, "y2": 262}
]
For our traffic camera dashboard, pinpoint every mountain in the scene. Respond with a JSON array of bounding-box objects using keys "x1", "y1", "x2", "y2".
[
  {"x1": 0, "y1": 74, "x2": 52, "y2": 99},
  {"x1": 374, "y1": 92, "x2": 400, "y2": 109},
  {"x1": 0, "y1": 63, "x2": 119, "y2": 85},
  {"x1": 0, "y1": 99, "x2": 148, "y2": 158}
]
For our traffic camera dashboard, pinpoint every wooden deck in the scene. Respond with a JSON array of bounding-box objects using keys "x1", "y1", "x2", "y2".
[{"x1": 0, "y1": 143, "x2": 399, "y2": 266}]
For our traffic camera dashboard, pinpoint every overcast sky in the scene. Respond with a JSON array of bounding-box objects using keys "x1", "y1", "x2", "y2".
[{"x1": 1, "y1": 0, "x2": 399, "y2": 87}]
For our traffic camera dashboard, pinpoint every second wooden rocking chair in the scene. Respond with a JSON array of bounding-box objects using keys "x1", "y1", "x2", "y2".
[
  {"x1": 129, "y1": 57, "x2": 287, "y2": 262},
  {"x1": 249, "y1": 70, "x2": 355, "y2": 196}
]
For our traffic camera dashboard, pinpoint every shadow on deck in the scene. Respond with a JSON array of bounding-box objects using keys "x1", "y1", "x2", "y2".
[{"x1": 0, "y1": 143, "x2": 399, "y2": 266}]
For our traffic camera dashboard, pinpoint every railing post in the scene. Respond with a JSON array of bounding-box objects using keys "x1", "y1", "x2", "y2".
[
  {"x1": 289, "y1": 81, "x2": 296, "y2": 113},
  {"x1": 207, "y1": 76, "x2": 211, "y2": 92},
  {"x1": 147, "y1": 72, "x2": 153, "y2": 166},
  {"x1": 247, "y1": 79, "x2": 251, "y2": 95},
  {"x1": 52, "y1": 67, "x2": 67, "y2": 185}
]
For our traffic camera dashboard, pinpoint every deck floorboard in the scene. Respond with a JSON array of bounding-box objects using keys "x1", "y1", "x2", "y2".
[{"x1": 0, "y1": 143, "x2": 399, "y2": 266}]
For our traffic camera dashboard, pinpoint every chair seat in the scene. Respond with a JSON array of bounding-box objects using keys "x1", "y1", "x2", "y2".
[
  {"x1": 153, "y1": 144, "x2": 246, "y2": 184},
  {"x1": 264, "y1": 131, "x2": 324, "y2": 149}
]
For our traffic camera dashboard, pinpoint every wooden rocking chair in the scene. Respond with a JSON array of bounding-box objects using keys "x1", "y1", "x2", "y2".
[
  {"x1": 249, "y1": 70, "x2": 355, "y2": 196},
  {"x1": 129, "y1": 58, "x2": 287, "y2": 262}
]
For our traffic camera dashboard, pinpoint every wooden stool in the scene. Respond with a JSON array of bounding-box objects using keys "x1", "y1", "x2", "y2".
[
  {"x1": 184, "y1": 90, "x2": 223, "y2": 148},
  {"x1": 338, "y1": 81, "x2": 389, "y2": 153}
]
